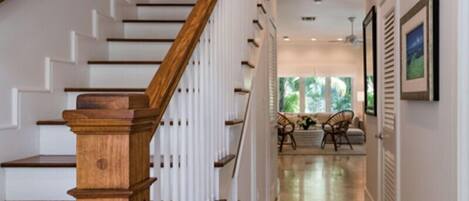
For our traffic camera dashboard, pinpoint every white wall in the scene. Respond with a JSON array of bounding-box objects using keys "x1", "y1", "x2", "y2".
[
  {"x1": 236, "y1": 10, "x2": 277, "y2": 201},
  {"x1": 278, "y1": 42, "x2": 364, "y2": 116},
  {"x1": 0, "y1": 1, "x2": 140, "y2": 200},
  {"x1": 399, "y1": 0, "x2": 458, "y2": 200}
]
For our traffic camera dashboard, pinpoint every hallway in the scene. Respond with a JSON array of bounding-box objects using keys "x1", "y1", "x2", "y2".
[{"x1": 278, "y1": 155, "x2": 366, "y2": 201}]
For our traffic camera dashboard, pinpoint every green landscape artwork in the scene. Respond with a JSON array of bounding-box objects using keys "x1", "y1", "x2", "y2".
[{"x1": 406, "y1": 24, "x2": 425, "y2": 80}]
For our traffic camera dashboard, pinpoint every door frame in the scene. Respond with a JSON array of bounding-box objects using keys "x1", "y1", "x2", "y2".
[
  {"x1": 457, "y1": 0, "x2": 469, "y2": 200},
  {"x1": 377, "y1": 0, "x2": 401, "y2": 200},
  {"x1": 265, "y1": 18, "x2": 278, "y2": 201}
]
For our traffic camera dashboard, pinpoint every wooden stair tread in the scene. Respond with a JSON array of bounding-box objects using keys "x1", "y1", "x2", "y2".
[
  {"x1": 1, "y1": 155, "x2": 77, "y2": 168},
  {"x1": 253, "y1": 19, "x2": 264, "y2": 30},
  {"x1": 36, "y1": 120, "x2": 67, "y2": 125},
  {"x1": 136, "y1": 3, "x2": 195, "y2": 7},
  {"x1": 0, "y1": 155, "x2": 155, "y2": 168},
  {"x1": 248, "y1": 38, "x2": 260, "y2": 47},
  {"x1": 37, "y1": 119, "x2": 173, "y2": 126},
  {"x1": 64, "y1": 88, "x2": 146, "y2": 92},
  {"x1": 123, "y1": 19, "x2": 186, "y2": 23},
  {"x1": 1, "y1": 155, "x2": 235, "y2": 169},
  {"x1": 107, "y1": 38, "x2": 175, "y2": 42},
  {"x1": 257, "y1": 3, "x2": 267, "y2": 14},
  {"x1": 225, "y1": 119, "x2": 244, "y2": 126},
  {"x1": 88, "y1": 60, "x2": 162, "y2": 65},
  {"x1": 214, "y1": 154, "x2": 236, "y2": 168},
  {"x1": 63, "y1": 88, "x2": 197, "y2": 93},
  {"x1": 234, "y1": 88, "x2": 250, "y2": 94},
  {"x1": 242, "y1": 61, "x2": 255, "y2": 69}
]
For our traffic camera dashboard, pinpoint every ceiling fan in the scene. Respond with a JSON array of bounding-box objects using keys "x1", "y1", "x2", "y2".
[{"x1": 344, "y1": 17, "x2": 363, "y2": 46}]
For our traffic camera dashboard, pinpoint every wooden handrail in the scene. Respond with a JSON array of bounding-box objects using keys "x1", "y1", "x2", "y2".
[{"x1": 145, "y1": 0, "x2": 217, "y2": 131}]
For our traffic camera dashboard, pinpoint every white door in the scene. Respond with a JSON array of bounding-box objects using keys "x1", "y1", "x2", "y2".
[{"x1": 379, "y1": 3, "x2": 399, "y2": 201}]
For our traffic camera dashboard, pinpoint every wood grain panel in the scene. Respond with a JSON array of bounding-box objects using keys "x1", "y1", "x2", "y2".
[{"x1": 63, "y1": 94, "x2": 157, "y2": 200}]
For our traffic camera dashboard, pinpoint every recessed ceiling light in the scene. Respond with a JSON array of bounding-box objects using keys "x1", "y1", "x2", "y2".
[
  {"x1": 337, "y1": 38, "x2": 344, "y2": 41},
  {"x1": 311, "y1": 38, "x2": 317, "y2": 41},
  {"x1": 314, "y1": 0, "x2": 323, "y2": 4},
  {"x1": 301, "y1": 16, "x2": 316, "y2": 21},
  {"x1": 283, "y1": 36, "x2": 291, "y2": 41}
]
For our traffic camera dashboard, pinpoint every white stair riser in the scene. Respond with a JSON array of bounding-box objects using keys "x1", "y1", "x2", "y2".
[
  {"x1": 108, "y1": 42, "x2": 172, "y2": 60},
  {"x1": 67, "y1": 92, "x2": 143, "y2": 110},
  {"x1": 39, "y1": 126, "x2": 76, "y2": 155},
  {"x1": 5, "y1": 168, "x2": 75, "y2": 200},
  {"x1": 124, "y1": 23, "x2": 182, "y2": 39},
  {"x1": 66, "y1": 92, "x2": 145, "y2": 110},
  {"x1": 4, "y1": 168, "x2": 155, "y2": 201},
  {"x1": 89, "y1": 65, "x2": 159, "y2": 88},
  {"x1": 138, "y1": 6, "x2": 192, "y2": 20},
  {"x1": 39, "y1": 125, "x2": 155, "y2": 155}
]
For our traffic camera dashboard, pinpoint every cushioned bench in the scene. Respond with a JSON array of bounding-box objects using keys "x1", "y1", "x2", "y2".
[{"x1": 347, "y1": 128, "x2": 366, "y2": 144}]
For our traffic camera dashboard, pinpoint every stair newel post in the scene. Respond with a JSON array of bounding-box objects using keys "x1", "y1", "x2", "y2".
[{"x1": 63, "y1": 94, "x2": 158, "y2": 201}]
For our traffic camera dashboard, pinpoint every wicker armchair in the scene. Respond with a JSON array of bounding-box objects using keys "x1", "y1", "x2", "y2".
[
  {"x1": 320, "y1": 110, "x2": 355, "y2": 151},
  {"x1": 277, "y1": 112, "x2": 297, "y2": 152}
]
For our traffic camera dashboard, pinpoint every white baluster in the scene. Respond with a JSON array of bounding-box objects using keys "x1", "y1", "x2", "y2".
[
  {"x1": 151, "y1": 0, "x2": 265, "y2": 199},
  {"x1": 154, "y1": 128, "x2": 162, "y2": 201}
]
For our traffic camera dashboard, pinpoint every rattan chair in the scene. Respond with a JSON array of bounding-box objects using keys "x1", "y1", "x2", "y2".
[
  {"x1": 320, "y1": 110, "x2": 355, "y2": 151},
  {"x1": 277, "y1": 112, "x2": 297, "y2": 152}
]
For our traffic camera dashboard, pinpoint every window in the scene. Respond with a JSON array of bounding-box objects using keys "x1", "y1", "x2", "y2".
[
  {"x1": 279, "y1": 76, "x2": 353, "y2": 113},
  {"x1": 278, "y1": 77, "x2": 300, "y2": 113},
  {"x1": 305, "y1": 77, "x2": 326, "y2": 113},
  {"x1": 330, "y1": 77, "x2": 353, "y2": 112}
]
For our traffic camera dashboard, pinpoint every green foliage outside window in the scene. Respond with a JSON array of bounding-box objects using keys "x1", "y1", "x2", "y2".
[
  {"x1": 279, "y1": 76, "x2": 353, "y2": 113},
  {"x1": 305, "y1": 77, "x2": 326, "y2": 113},
  {"x1": 278, "y1": 77, "x2": 300, "y2": 113},
  {"x1": 331, "y1": 77, "x2": 353, "y2": 112}
]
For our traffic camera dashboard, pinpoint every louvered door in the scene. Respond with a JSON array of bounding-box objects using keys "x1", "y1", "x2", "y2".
[{"x1": 381, "y1": 9, "x2": 398, "y2": 201}]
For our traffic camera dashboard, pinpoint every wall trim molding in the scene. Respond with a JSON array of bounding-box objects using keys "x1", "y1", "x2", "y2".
[{"x1": 457, "y1": 0, "x2": 469, "y2": 200}]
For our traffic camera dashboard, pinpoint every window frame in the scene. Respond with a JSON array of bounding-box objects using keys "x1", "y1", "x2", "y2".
[{"x1": 278, "y1": 76, "x2": 354, "y2": 113}]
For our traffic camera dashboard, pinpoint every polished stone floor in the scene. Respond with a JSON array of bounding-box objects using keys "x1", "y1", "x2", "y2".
[{"x1": 278, "y1": 155, "x2": 366, "y2": 201}]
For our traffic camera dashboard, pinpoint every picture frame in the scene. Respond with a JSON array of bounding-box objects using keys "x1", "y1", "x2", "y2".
[
  {"x1": 400, "y1": 0, "x2": 439, "y2": 101},
  {"x1": 363, "y1": 6, "x2": 377, "y2": 116}
]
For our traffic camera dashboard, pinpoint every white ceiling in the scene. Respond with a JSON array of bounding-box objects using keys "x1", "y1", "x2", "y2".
[{"x1": 278, "y1": 0, "x2": 366, "y2": 43}]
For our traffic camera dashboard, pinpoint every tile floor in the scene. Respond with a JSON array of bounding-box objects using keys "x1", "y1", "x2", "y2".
[{"x1": 278, "y1": 155, "x2": 366, "y2": 201}]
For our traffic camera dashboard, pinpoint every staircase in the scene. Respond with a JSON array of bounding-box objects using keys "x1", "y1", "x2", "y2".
[{"x1": 0, "y1": 0, "x2": 269, "y2": 200}]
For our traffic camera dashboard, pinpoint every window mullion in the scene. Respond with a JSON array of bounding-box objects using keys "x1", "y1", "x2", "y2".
[
  {"x1": 325, "y1": 77, "x2": 332, "y2": 112},
  {"x1": 299, "y1": 77, "x2": 305, "y2": 113}
]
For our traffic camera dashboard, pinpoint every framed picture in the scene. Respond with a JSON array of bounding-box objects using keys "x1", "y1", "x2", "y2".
[
  {"x1": 400, "y1": 0, "x2": 439, "y2": 101},
  {"x1": 363, "y1": 6, "x2": 377, "y2": 116}
]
